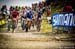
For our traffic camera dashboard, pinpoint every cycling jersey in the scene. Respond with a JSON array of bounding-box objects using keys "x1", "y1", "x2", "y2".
[
  {"x1": 37, "y1": 11, "x2": 42, "y2": 20},
  {"x1": 12, "y1": 10, "x2": 19, "y2": 18},
  {"x1": 26, "y1": 10, "x2": 33, "y2": 19}
]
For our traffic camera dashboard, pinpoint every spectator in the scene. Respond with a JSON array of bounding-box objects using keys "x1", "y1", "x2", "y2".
[{"x1": 63, "y1": 5, "x2": 72, "y2": 12}]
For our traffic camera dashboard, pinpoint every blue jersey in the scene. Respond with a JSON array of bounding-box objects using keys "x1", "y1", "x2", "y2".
[{"x1": 26, "y1": 10, "x2": 33, "y2": 19}]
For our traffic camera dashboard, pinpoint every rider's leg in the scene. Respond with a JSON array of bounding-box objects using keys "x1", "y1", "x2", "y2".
[
  {"x1": 12, "y1": 24, "x2": 14, "y2": 33},
  {"x1": 22, "y1": 20, "x2": 25, "y2": 30},
  {"x1": 12, "y1": 19, "x2": 17, "y2": 33},
  {"x1": 28, "y1": 21, "x2": 30, "y2": 30},
  {"x1": 32, "y1": 19, "x2": 34, "y2": 28},
  {"x1": 8, "y1": 16, "x2": 10, "y2": 31},
  {"x1": 37, "y1": 20, "x2": 41, "y2": 32}
]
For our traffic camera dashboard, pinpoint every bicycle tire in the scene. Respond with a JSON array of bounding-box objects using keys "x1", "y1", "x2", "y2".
[{"x1": 25, "y1": 24, "x2": 28, "y2": 32}]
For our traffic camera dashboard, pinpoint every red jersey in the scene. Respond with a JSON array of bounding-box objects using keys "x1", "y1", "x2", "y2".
[{"x1": 12, "y1": 10, "x2": 19, "y2": 18}]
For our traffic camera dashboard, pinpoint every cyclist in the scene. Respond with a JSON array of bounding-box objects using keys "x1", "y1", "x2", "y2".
[
  {"x1": 1, "y1": 5, "x2": 7, "y2": 19},
  {"x1": 32, "y1": 10, "x2": 37, "y2": 28},
  {"x1": 11, "y1": 8, "x2": 19, "y2": 32},
  {"x1": 25, "y1": 7, "x2": 33, "y2": 32},
  {"x1": 21, "y1": 7, "x2": 27, "y2": 30},
  {"x1": 36, "y1": 8, "x2": 42, "y2": 32}
]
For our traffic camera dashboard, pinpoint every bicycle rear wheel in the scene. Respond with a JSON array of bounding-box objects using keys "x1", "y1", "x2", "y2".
[{"x1": 25, "y1": 24, "x2": 28, "y2": 32}]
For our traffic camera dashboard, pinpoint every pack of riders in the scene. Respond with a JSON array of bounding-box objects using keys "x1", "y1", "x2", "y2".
[
  {"x1": 0, "y1": 5, "x2": 44, "y2": 32},
  {"x1": 0, "y1": 1, "x2": 51, "y2": 32}
]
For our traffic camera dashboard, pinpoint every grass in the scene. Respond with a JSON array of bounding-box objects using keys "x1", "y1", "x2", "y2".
[{"x1": 51, "y1": 5, "x2": 63, "y2": 15}]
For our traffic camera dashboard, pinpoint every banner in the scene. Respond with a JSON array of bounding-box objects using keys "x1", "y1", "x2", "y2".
[{"x1": 52, "y1": 12, "x2": 75, "y2": 27}]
